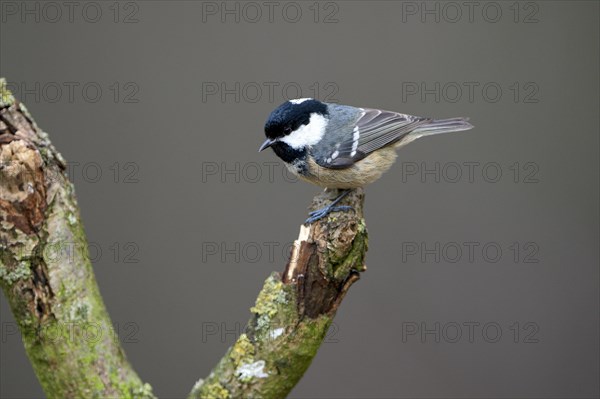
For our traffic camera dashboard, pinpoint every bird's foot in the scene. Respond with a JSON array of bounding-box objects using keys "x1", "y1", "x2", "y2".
[
  {"x1": 305, "y1": 205, "x2": 353, "y2": 224},
  {"x1": 304, "y1": 190, "x2": 353, "y2": 224}
]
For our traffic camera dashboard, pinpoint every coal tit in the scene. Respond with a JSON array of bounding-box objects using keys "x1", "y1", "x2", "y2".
[{"x1": 259, "y1": 98, "x2": 473, "y2": 223}]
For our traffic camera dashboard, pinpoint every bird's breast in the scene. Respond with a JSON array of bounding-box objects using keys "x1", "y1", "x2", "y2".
[{"x1": 301, "y1": 147, "x2": 398, "y2": 189}]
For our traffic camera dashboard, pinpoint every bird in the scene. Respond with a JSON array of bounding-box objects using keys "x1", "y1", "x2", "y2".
[{"x1": 259, "y1": 98, "x2": 474, "y2": 223}]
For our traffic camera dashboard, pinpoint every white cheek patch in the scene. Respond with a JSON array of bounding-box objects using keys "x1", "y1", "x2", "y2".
[
  {"x1": 289, "y1": 98, "x2": 312, "y2": 104},
  {"x1": 281, "y1": 113, "x2": 327, "y2": 149}
]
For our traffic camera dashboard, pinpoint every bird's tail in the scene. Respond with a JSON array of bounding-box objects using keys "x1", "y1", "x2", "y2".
[{"x1": 411, "y1": 117, "x2": 474, "y2": 137}]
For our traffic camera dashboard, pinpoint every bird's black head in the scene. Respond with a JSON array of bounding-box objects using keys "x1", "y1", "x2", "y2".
[
  {"x1": 263, "y1": 98, "x2": 328, "y2": 141},
  {"x1": 259, "y1": 98, "x2": 329, "y2": 165}
]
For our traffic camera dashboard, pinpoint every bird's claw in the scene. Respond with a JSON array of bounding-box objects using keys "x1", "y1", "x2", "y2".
[
  {"x1": 305, "y1": 205, "x2": 354, "y2": 224},
  {"x1": 307, "y1": 205, "x2": 353, "y2": 217}
]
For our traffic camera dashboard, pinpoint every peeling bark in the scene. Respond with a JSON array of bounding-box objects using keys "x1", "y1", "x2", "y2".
[
  {"x1": 190, "y1": 189, "x2": 368, "y2": 399},
  {"x1": 0, "y1": 79, "x2": 155, "y2": 399}
]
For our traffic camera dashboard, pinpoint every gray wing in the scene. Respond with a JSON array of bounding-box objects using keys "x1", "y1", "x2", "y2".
[{"x1": 313, "y1": 106, "x2": 431, "y2": 169}]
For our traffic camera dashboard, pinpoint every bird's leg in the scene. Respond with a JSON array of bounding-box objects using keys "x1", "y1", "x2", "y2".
[{"x1": 305, "y1": 189, "x2": 354, "y2": 224}]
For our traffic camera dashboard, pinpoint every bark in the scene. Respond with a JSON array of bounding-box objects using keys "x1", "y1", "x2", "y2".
[
  {"x1": 189, "y1": 189, "x2": 367, "y2": 399},
  {"x1": 0, "y1": 78, "x2": 368, "y2": 399},
  {"x1": 0, "y1": 79, "x2": 155, "y2": 398}
]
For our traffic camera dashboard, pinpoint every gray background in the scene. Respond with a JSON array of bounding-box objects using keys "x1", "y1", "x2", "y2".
[{"x1": 1, "y1": 1, "x2": 598, "y2": 398}]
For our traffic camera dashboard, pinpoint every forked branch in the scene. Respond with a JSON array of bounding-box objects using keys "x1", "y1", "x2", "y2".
[{"x1": 0, "y1": 78, "x2": 368, "y2": 399}]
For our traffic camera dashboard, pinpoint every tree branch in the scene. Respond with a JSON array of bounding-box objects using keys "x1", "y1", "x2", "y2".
[
  {"x1": 0, "y1": 79, "x2": 155, "y2": 399},
  {"x1": 190, "y1": 190, "x2": 368, "y2": 399},
  {"x1": 0, "y1": 77, "x2": 368, "y2": 399}
]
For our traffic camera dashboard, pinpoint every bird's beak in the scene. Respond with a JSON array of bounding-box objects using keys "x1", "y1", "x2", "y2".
[{"x1": 258, "y1": 138, "x2": 275, "y2": 152}]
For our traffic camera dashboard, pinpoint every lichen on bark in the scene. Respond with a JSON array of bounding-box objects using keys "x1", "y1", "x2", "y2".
[
  {"x1": 0, "y1": 78, "x2": 155, "y2": 399},
  {"x1": 191, "y1": 189, "x2": 368, "y2": 399}
]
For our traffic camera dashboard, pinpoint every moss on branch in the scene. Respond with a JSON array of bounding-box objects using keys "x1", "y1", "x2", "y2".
[
  {"x1": 191, "y1": 190, "x2": 368, "y2": 399},
  {"x1": 0, "y1": 78, "x2": 155, "y2": 399}
]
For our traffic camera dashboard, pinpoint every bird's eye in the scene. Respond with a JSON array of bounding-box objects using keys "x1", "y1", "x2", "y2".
[{"x1": 283, "y1": 127, "x2": 292, "y2": 134}]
